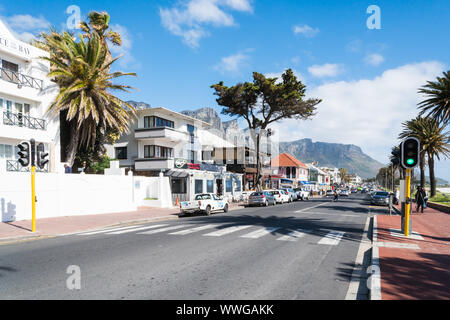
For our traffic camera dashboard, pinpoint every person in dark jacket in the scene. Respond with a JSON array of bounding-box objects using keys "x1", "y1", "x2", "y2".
[{"x1": 415, "y1": 186, "x2": 426, "y2": 213}]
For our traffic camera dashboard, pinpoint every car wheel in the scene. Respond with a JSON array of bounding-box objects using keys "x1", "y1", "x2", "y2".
[
  {"x1": 265, "y1": 200, "x2": 269, "y2": 207},
  {"x1": 223, "y1": 204, "x2": 229, "y2": 213},
  {"x1": 205, "y1": 206, "x2": 211, "y2": 216}
]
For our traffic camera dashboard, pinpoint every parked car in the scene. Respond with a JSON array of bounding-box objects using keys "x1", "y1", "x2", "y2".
[
  {"x1": 370, "y1": 191, "x2": 390, "y2": 206},
  {"x1": 247, "y1": 191, "x2": 276, "y2": 207},
  {"x1": 293, "y1": 187, "x2": 310, "y2": 201},
  {"x1": 281, "y1": 188, "x2": 296, "y2": 202},
  {"x1": 269, "y1": 190, "x2": 290, "y2": 204},
  {"x1": 326, "y1": 190, "x2": 335, "y2": 197},
  {"x1": 180, "y1": 193, "x2": 229, "y2": 216},
  {"x1": 340, "y1": 189, "x2": 350, "y2": 196}
]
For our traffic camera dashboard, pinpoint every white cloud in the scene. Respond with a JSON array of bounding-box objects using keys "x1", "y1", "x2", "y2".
[
  {"x1": 159, "y1": 0, "x2": 253, "y2": 48},
  {"x1": 109, "y1": 24, "x2": 139, "y2": 70},
  {"x1": 308, "y1": 63, "x2": 343, "y2": 78},
  {"x1": 293, "y1": 24, "x2": 319, "y2": 38},
  {"x1": 214, "y1": 52, "x2": 250, "y2": 74},
  {"x1": 272, "y1": 61, "x2": 445, "y2": 164},
  {"x1": 365, "y1": 53, "x2": 385, "y2": 66},
  {"x1": 3, "y1": 14, "x2": 50, "y2": 42}
]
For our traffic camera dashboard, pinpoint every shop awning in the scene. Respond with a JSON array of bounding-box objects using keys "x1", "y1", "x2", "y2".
[{"x1": 165, "y1": 170, "x2": 189, "y2": 178}]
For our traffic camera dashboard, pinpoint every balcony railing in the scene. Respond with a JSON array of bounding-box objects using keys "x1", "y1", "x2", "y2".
[
  {"x1": 6, "y1": 160, "x2": 48, "y2": 173},
  {"x1": 0, "y1": 67, "x2": 43, "y2": 90},
  {"x1": 3, "y1": 112, "x2": 46, "y2": 130}
]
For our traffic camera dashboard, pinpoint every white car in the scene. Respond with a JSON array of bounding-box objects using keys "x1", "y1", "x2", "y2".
[
  {"x1": 269, "y1": 190, "x2": 290, "y2": 204},
  {"x1": 294, "y1": 187, "x2": 310, "y2": 201},
  {"x1": 180, "y1": 193, "x2": 229, "y2": 216}
]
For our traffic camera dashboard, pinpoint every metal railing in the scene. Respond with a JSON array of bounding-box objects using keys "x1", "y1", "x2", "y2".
[
  {"x1": 0, "y1": 67, "x2": 43, "y2": 90},
  {"x1": 6, "y1": 160, "x2": 48, "y2": 173},
  {"x1": 3, "y1": 112, "x2": 46, "y2": 130}
]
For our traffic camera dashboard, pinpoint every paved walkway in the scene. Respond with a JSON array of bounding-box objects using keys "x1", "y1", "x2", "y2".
[
  {"x1": 375, "y1": 204, "x2": 450, "y2": 300},
  {"x1": 0, "y1": 203, "x2": 245, "y2": 243}
]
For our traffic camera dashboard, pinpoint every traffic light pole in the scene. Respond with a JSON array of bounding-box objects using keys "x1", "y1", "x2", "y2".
[
  {"x1": 404, "y1": 169, "x2": 411, "y2": 237},
  {"x1": 30, "y1": 139, "x2": 36, "y2": 233}
]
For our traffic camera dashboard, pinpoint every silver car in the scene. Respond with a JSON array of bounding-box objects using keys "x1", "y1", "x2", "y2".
[{"x1": 247, "y1": 191, "x2": 276, "y2": 207}]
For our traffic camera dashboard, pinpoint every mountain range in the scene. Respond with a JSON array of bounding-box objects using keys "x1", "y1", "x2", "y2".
[{"x1": 180, "y1": 107, "x2": 385, "y2": 178}]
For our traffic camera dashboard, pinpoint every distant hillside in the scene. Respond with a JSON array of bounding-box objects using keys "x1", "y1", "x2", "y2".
[
  {"x1": 178, "y1": 107, "x2": 384, "y2": 179},
  {"x1": 279, "y1": 139, "x2": 383, "y2": 179}
]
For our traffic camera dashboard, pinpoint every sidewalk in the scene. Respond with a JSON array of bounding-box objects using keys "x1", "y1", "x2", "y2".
[
  {"x1": 374, "y1": 204, "x2": 450, "y2": 300},
  {"x1": 0, "y1": 202, "x2": 245, "y2": 243}
]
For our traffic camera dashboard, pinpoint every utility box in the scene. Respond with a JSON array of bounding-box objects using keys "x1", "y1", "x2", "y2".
[{"x1": 399, "y1": 180, "x2": 406, "y2": 202}]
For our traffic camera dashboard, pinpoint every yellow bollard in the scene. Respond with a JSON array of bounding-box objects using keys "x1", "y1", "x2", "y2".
[{"x1": 405, "y1": 169, "x2": 411, "y2": 237}]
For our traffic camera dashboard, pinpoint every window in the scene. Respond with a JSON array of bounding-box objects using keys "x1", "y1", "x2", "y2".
[
  {"x1": 207, "y1": 180, "x2": 214, "y2": 193},
  {"x1": 1, "y1": 60, "x2": 19, "y2": 83},
  {"x1": 226, "y1": 178, "x2": 232, "y2": 193},
  {"x1": 286, "y1": 167, "x2": 291, "y2": 178},
  {"x1": 190, "y1": 150, "x2": 196, "y2": 163},
  {"x1": 115, "y1": 147, "x2": 127, "y2": 160},
  {"x1": 195, "y1": 180, "x2": 203, "y2": 194},
  {"x1": 144, "y1": 116, "x2": 174, "y2": 129},
  {"x1": 172, "y1": 179, "x2": 187, "y2": 194},
  {"x1": 0, "y1": 98, "x2": 3, "y2": 110},
  {"x1": 0, "y1": 144, "x2": 13, "y2": 159},
  {"x1": 292, "y1": 167, "x2": 296, "y2": 178},
  {"x1": 144, "y1": 145, "x2": 174, "y2": 159}
]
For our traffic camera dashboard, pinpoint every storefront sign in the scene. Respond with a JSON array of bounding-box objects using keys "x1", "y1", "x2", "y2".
[
  {"x1": 174, "y1": 158, "x2": 200, "y2": 170},
  {"x1": 0, "y1": 36, "x2": 31, "y2": 57}
]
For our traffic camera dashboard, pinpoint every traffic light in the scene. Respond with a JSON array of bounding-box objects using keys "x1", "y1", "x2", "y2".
[
  {"x1": 36, "y1": 143, "x2": 49, "y2": 170},
  {"x1": 391, "y1": 147, "x2": 401, "y2": 166},
  {"x1": 17, "y1": 141, "x2": 31, "y2": 167},
  {"x1": 401, "y1": 137, "x2": 420, "y2": 169}
]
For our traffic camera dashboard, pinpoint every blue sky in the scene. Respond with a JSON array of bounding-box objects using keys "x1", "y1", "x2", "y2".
[{"x1": 1, "y1": 0, "x2": 449, "y2": 180}]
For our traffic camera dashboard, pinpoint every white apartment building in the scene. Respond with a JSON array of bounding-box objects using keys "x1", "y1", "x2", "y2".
[
  {"x1": 349, "y1": 174, "x2": 362, "y2": 185},
  {"x1": 105, "y1": 106, "x2": 243, "y2": 202},
  {"x1": 0, "y1": 20, "x2": 60, "y2": 173},
  {"x1": 321, "y1": 167, "x2": 342, "y2": 185}
]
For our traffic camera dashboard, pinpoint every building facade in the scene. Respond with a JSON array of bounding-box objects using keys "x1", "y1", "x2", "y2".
[
  {"x1": 105, "y1": 106, "x2": 243, "y2": 202},
  {"x1": 0, "y1": 20, "x2": 61, "y2": 174},
  {"x1": 270, "y1": 153, "x2": 309, "y2": 189}
]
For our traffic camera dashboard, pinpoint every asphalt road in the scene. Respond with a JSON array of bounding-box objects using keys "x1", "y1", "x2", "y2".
[{"x1": 0, "y1": 193, "x2": 380, "y2": 300}]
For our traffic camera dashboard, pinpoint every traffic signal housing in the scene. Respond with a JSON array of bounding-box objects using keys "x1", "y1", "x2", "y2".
[
  {"x1": 401, "y1": 137, "x2": 420, "y2": 169},
  {"x1": 17, "y1": 141, "x2": 31, "y2": 167},
  {"x1": 391, "y1": 147, "x2": 401, "y2": 166},
  {"x1": 36, "y1": 143, "x2": 49, "y2": 170}
]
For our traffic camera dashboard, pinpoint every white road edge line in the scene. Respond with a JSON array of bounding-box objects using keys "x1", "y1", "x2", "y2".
[
  {"x1": 370, "y1": 215, "x2": 382, "y2": 300},
  {"x1": 345, "y1": 214, "x2": 371, "y2": 300}
]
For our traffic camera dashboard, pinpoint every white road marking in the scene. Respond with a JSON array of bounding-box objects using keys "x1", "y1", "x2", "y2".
[
  {"x1": 169, "y1": 224, "x2": 218, "y2": 235},
  {"x1": 138, "y1": 225, "x2": 190, "y2": 235},
  {"x1": 240, "y1": 227, "x2": 281, "y2": 239},
  {"x1": 389, "y1": 229, "x2": 424, "y2": 240},
  {"x1": 376, "y1": 242, "x2": 420, "y2": 250},
  {"x1": 203, "y1": 225, "x2": 252, "y2": 237},
  {"x1": 78, "y1": 225, "x2": 144, "y2": 236},
  {"x1": 295, "y1": 202, "x2": 328, "y2": 213},
  {"x1": 276, "y1": 229, "x2": 309, "y2": 242},
  {"x1": 318, "y1": 231, "x2": 346, "y2": 245},
  {"x1": 107, "y1": 224, "x2": 169, "y2": 235}
]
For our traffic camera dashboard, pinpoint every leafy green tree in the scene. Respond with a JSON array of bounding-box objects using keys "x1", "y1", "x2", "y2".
[
  {"x1": 211, "y1": 69, "x2": 321, "y2": 190},
  {"x1": 338, "y1": 168, "x2": 350, "y2": 184},
  {"x1": 41, "y1": 31, "x2": 136, "y2": 165},
  {"x1": 418, "y1": 71, "x2": 450, "y2": 125}
]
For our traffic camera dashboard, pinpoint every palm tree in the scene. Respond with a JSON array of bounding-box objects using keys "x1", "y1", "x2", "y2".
[
  {"x1": 421, "y1": 119, "x2": 450, "y2": 197},
  {"x1": 418, "y1": 71, "x2": 450, "y2": 125},
  {"x1": 41, "y1": 31, "x2": 136, "y2": 165},
  {"x1": 399, "y1": 117, "x2": 450, "y2": 197},
  {"x1": 399, "y1": 117, "x2": 428, "y2": 188},
  {"x1": 338, "y1": 168, "x2": 349, "y2": 184}
]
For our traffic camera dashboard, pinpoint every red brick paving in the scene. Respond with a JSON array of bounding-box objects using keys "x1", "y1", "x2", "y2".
[{"x1": 377, "y1": 206, "x2": 450, "y2": 300}]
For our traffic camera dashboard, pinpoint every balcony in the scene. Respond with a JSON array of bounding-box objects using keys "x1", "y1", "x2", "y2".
[
  {"x1": 0, "y1": 67, "x2": 43, "y2": 90},
  {"x1": 3, "y1": 112, "x2": 46, "y2": 131},
  {"x1": 135, "y1": 127, "x2": 187, "y2": 142},
  {"x1": 6, "y1": 160, "x2": 48, "y2": 173}
]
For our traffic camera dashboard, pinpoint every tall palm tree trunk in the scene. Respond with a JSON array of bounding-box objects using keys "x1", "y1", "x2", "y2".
[
  {"x1": 427, "y1": 151, "x2": 437, "y2": 197},
  {"x1": 66, "y1": 121, "x2": 80, "y2": 166},
  {"x1": 419, "y1": 152, "x2": 426, "y2": 188}
]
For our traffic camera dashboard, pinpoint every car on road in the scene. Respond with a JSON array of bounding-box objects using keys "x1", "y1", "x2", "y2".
[
  {"x1": 293, "y1": 187, "x2": 310, "y2": 201},
  {"x1": 326, "y1": 190, "x2": 335, "y2": 197},
  {"x1": 370, "y1": 191, "x2": 390, "y2": 206},
  {"x1": 340, "y1": 189, "x2": 350, "y2": 196},
  {"x1": 351, "y1": 188, "x2": 358, "y2": 193},
  {"x1": 247, "y1": 191, "x2": 276, "y2": 207},
  {"x1": 180, "y1": 193, "x2": 229, "y2": 216},
  {"x1": 281, "y1": 188, "x2": 296, "y2": 202},
  {"x1": 269, "y1": 190, "x2": 290, "y2": 204}
]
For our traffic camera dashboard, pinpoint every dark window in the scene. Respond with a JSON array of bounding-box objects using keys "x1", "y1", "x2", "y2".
[
  {"x1": 144, "y1": 116, "x2": 174, "y2": 129},
  {"x1": 286, "y1": 167, "x2": 291, "y2": 178},
  {"x1": 190, "y1": 150, "x2": 196, "y2": 163},
  {"x1": 172, "y1": 179, "x2": 187, "y2": 194},
  {"x1": 292, "y1": 167, "x2": 296, "y2": 178},
  {"x1": 115, "y1": 147, "x2": 127, "y2": 160},
  {"x1": 144, "y1": 145, "x2": 173, "y2": 159},
  {"x1": 207, "y1": 180, "x2": 214, "y2": 193},
  {"x1": 226, "y1": 178, "x2": 232, "y2": 193},
  {"x1": 195, "y1": 180, "x2": 203, "y2": 194}
]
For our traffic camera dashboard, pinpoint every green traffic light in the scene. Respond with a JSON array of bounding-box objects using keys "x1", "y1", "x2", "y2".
[{"x1": 407, "y1": 159, "x2": 415, "y2": 165}]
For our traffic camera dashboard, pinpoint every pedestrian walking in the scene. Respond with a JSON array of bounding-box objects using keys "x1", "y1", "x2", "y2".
[
  {"x1": 333, "y1": 190, "x2": 339, "y2": 202},
  {"x1": 415, "y1": 186, "x2": 426, "y2": 213}
]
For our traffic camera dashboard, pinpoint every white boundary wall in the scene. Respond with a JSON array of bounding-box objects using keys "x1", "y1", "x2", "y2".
[{"x1": 0, "y1": 172, "x2": 173, "y2": 222}]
